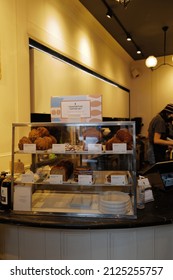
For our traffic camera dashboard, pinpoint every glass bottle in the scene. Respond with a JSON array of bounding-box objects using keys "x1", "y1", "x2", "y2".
[{"x1": 1, "y1": 175, "x2": 11, "y2": 210}]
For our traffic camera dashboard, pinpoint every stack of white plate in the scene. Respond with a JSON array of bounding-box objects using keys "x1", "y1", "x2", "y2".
[{"x1": 99, "y1": 191, "x2": 130, "y2": 214}]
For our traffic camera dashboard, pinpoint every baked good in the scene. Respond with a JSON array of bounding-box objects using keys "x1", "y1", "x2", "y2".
[
  {"x1": 105, "y1": 136, "x2": 121, "y2": 150},
  {"x1": 83, "y1": 127, "x2": 102, "y2": 140},
  {"x1": 65, "y1": 143, "x2": 83, "y2": 152},
  {"x1": 74, "y1": 166, "x2": 93, "y2": 182},
  {"x1": 19, "y1": 126, "x2": 58, "y2": 151},
  {"x1": 43, "y1": 136, "x2": 53, "y2": 149},
  {"x1": 29, "y1": 129, "x2": 40, "y2": 142},
  {"x1": 34, "y1": 135, "x2": 57, "y2": 150},
  {"x1": 34, "y1": 137, "x2": 49, "y2": 150},
  {"x1": 18, "y1": 136, "x2": 32, "y2": 150},
  {"x1": 50, "y1": 159, "x2": 73, "y2": 181},
  {"x1": 106, "y1": 172, "x2": 128, "y2": 184},
  {"x1": 49, "y1": 135, "x2": 57, "y2": 144},
  {"x1": 116, "y1": 128, "x2": 133, "y2": 143},
  {"x1": 105, "y1": 129, "x2": 133, "y2": 150},
  {"x1": 37, "y1": 127, "x2": 50, "y2": 137}
]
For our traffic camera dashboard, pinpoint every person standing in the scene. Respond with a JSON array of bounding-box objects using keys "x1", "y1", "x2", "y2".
[{"x1": 148, "y1": 104, "x2": 173, "y2": 163}]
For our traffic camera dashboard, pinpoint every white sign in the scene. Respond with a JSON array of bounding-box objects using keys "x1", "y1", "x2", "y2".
[
  {"x1": 13, "y1": 184, "x2": 32, "y2": 211},
  {"x1": 88, "y1": 144, "x2": 102, "y2": 152},
  {"x1": 52, "y1": 144, "x2": 65, "y2": 153},
  {"x1": 49, "y1": 175, "x2": 63, "y2": 184},
  {"x1": 78, "y1": 175, "x2": 93, "y2": 185},
  {"x1": 21, "y1": 173, "x2": 34, "y2": 183},
  {"x1": 110, "y1": 175, "x2": 128, "y2": 185},
  {"x1": 23, "y1": 144, "x2": 36, "y2": 153},
  {"x1": 113, "y1": 143, "x2": 127, "y2": 153}
]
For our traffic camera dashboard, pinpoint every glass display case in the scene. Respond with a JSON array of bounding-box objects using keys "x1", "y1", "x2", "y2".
[{"x1": 11, "y1": 121, "x2": 137, "y2": 219}]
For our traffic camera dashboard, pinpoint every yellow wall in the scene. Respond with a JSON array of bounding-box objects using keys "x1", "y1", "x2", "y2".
[
  {"x1": 30, "y1": 48, "x2": 130, "y2": 118},
  {"x1": 130, "y1": 56, "x2": 173, "y2": 136},
  {"x1": 0, "y1": 0, "x2": 132, "y2": 170}
]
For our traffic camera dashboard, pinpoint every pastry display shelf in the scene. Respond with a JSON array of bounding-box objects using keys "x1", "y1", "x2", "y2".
[
  {"x1": 14, "y1": 170, "x2": 133, "y2": 186},
  {"x1": 11, "y1": 121, "x2": 137, "y2": 219},
  {"x1": 14, "y1": 149, "x2": 133, "y2": 155},
  {"x1": 14, "y1": 180, "x2": 133, "y2": 188}
]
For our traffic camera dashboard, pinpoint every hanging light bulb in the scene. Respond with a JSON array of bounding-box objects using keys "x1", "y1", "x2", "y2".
[
  {"x1": 145, "y1": 56, "x2": 158, "y2": 68},
  {"x1": 145, "y1": 26, "x2": 173, "y2": 70}
]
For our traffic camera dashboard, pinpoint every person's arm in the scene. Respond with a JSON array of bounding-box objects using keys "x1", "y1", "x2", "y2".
[{"x1": 153, "y1": 132, "x2": 173, "y2": 145}]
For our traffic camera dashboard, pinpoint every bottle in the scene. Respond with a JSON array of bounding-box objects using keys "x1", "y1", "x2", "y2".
[
  {"x1": 0, "y1": 172, "x2": 7, "y2": 208},
  {"x1": 0, "y1": 175, "x2": 11, "y2": 210},
  {"x1": 137, "y1": 183, "x2": 145, "y2": 209}
]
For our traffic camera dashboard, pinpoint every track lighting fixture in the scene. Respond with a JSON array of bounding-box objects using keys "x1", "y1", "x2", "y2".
[
  {"x1": 103, "y1": 0, "x2": 143, "y2": 58},
  {"x1": 126, "y1": 34, "x2": 132, "y2": 41},
  {"x1": 145, "y1": 26, "x2": 173, "y2": 71},
  {"x1": 106, "y1": 9, "x2": 112, "y2": 18},
  {"x1": 115, "y1": 0, "x2": 131, "y2": 8}
]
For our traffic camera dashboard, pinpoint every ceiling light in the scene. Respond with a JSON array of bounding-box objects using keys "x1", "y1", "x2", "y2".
[
  {"x1": 145, "y1": 26, "x2": 173, "y2": 71},
  {"x1": 106, "y1": 9, "x2": 112, "y2": 18},
  {"x1": 145, "y1": 56, "x2": 158, "y2": 68},
  {"x1": 126, "y1": 34, "x2": 132, "y2": 41},
  {"x1": 102, "y1": 0, "x2": 143, "y2": 58},
  {"x1": 137, "y1": 50, "x2": 141, "y2": 54}
]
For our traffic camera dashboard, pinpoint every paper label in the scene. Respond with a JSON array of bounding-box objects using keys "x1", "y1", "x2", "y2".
[
  {"x1": 52, "y1": 144, "x2": 65, "y2": 153},
  {"x1": 88, "y1": 144, "x2": 102, "y2": 152},
  {"x1": 113, "y1": 143, "x2": 127, "y2": 153},
  {"x1": 78, "y1": 175, "x2": 93, "y2": 185},
  {"x1": 21, "y1": 173, "x2": 34, "y2": 183},
  {"x1": 49, "y1": 175, "x2": 63, "y2": 184},
  {"x1": 110, "y1": 175, "x2": 127, "y2": 185},
  {"x1": 23, "y1": 144, "x2": 36, "y2": 153},
  {"x1": 138, "y1": 177, "x2": 151, "y2": 188}
]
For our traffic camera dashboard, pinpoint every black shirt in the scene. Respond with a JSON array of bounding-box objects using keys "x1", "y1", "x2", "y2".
[{"x1": 148, "y1": 114, "x2": 168, "y2": 162}]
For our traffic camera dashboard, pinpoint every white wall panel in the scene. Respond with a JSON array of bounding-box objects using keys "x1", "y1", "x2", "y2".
[
  {"x1": 110, "y1": 228, "x2": 137, "y2": 259},
  {"x1": 154, "y1": 224, "x2": 173, "y2": 260},
  {"x1": 45, "y1": 229, "x2": 61, "y2": 260},
  {"x1": 0, "y1": 223, "x2": 173, "y2": 260},
  {"x1": 136, "y1": 227, "x2": 155, "y2": 259},
  {"x1": 61, "y1": 230, "x2": 91, "y2": 260},
  {"x1": 0, "y1": 224, "x2": 18, "y2": 260},
  {"x1": 90, "y1": 230, "x2": 110, "y2": 260},
  {"x1": 18, "y1": 226, "x2": 45, "y2": 260}
]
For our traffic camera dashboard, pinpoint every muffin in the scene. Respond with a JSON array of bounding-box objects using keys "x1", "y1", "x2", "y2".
[{"x1": 18, "y1": 136, "x2": 32, "y2": 150}]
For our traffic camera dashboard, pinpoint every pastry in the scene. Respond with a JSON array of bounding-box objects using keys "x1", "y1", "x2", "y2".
[
  {"x1": 29, "y1": 129, "x2": 40, "y2": 142},
  {"x1": 37, "y1": 127, "x2": 50, "y2": 137},
  {"x1": 50, "y1": 159, "x2": 73, "y2": 181},
  {"x1": 34, "y1": 137, "x2": 49, "y2": 150},
  {"x1": 105, "y1": 136, "x2": 121, "y2": 150},
  {"x1": 43, "y1": 136, "x2": 53, "y2": 149},
  {"x1": 74, "y1": 166, "x2": 93, "y2": 182},
  {"x1": 49, "y1": 135, "x2": 57, "y2": 144},
  {"x1": 116, "y1": 128, "x2": 133, "y2": 143},
  {"x1": 105, "y1": 129, "x2": 133, "y2": 150},
  {"x1": 83, "y1": 127, "x2": 101, "y2": 140},
  {"x1": 18, "y1": 136, "x2": 32, "y2": 150}
]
